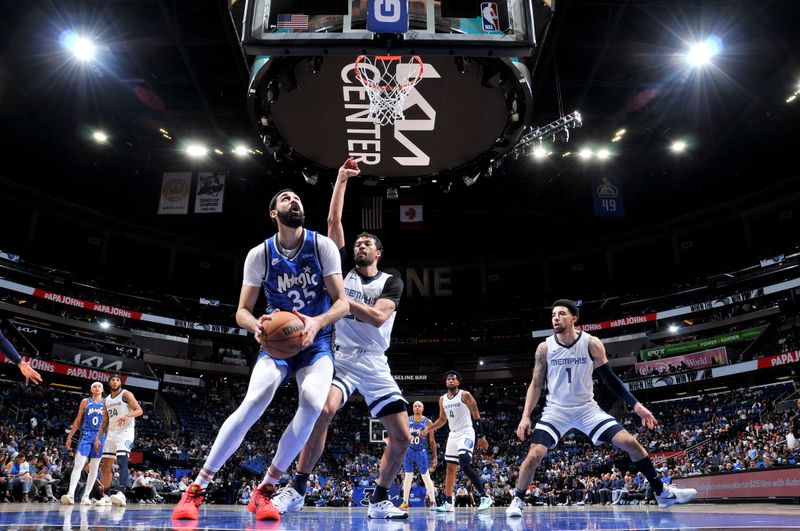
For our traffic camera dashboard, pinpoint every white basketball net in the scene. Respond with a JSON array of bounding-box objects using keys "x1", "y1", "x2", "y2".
[{"x1": 354, "y1": 55, "x2": 424, "y2": 126}]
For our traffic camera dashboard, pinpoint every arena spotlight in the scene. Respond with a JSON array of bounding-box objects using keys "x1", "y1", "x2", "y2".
[
  {"x1": 578, "y1": 148, "x2": 593, "y2": 160},
  {"x1": 60, "y1": 31, "x2": 96, "y2": 62},
  {"x1": 186, "y1": 144, "x2": 208, "y2": 157},
  {"x1": 99, "y1": 320, "x2": 111, "y2": 329},
  {"x1": 232, "y1": 145, "x2": 249, "y2": 157},
  {"x1": 479, "y1": 360, "x2": 485, "y2": 366},
  {"x1": 532, "y1": 146, "x2": 549, "y2": 159},
  {"x1": 685, "y1": 36, "x2": 722, "y2": 68},
  {"x1": 596, "y1": 148, "x2": 611, "y2": 160},
  {"x1": 671, "y1": 140, "x2": 688, "y2": 153},
  {"x1": 668, "y1": 324, "x2": 679, "y2": 333},
  {"x1": 92, "y1": 131, "x2": 108, "y2": 144}
]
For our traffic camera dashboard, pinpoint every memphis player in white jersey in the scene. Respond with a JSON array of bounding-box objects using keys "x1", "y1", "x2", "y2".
[
  {"x1": 399, "y1": 401, "x2": 437, "y2": 509},
  {"x1": 506, "y1": 299, "x2": 697, "y2": 517},
  {"x1": 424, "y1": 371, "x2": 493, "y2": 512},
  {"x1": 286, "y1": 158, "x2": 410, "y2": 520},
  {"x1": 62, "y1": 382, "x2": 106, "y2": 505},
  {"x1": 93, "y1": 374, "x2": 143, "y2": 507}
]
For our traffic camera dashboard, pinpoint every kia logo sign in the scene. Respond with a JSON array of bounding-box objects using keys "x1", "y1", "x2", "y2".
[{"x1": 249, "y1": 56, "x2": 531, "y2": 179}]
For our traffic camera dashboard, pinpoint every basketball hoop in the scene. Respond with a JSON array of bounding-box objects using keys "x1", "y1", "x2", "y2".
[{"x1": 354, "y1": 55, "x2": 424, "y2": 126}]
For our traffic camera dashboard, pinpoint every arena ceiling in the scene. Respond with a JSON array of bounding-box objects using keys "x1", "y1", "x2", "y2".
[{"x1": 1, "y1": 0, "x2": 798, "y2": 282}]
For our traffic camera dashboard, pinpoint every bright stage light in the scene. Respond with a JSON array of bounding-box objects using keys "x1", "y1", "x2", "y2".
[
  {"x1": 596, "y1": 148, "x2": 611, "y2": 160},
  {"x1": 60, "y1": 31, "x2": 97, "y2": 62},
  {"x1": 578, "y1": 148, "x2": 593, "y2": 160},
  {"x1": 685, "y1": 36, "x2": 722, "y2": 68},
  {"x1": 186, "y1": 144, "x2": 208, "y2": 157},
  {"x1": 232, "y1": 145, "x2": 249, "y2": 156},
  {"x1": 671, "y1": 140, "x2": 687, "y2": 153},
  {"x1": 92, "y1": 131, "x2": 108, "y2": 144},
  {"x1": 533, "y1": 146, "x2": 548, "y2": 159}
]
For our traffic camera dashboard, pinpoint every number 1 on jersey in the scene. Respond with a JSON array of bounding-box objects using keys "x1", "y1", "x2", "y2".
[{"x1": 566, "y1": 367, "x2": 572, "y2": 384}]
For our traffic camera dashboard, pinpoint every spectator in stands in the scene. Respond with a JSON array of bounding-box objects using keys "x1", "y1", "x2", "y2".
[{"x1": 7, "y1": 454, "x2": 32, "y2": 502}]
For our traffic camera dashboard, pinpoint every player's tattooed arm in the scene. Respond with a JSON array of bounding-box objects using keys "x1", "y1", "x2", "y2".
[{"x1": 516, "y1": 342, "x2": 547, "y2": 441}]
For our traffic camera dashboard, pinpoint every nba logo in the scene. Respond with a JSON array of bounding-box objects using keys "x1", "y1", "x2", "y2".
[{"x1": 481, "y1": 2, "x2": 499, "y2": 32}]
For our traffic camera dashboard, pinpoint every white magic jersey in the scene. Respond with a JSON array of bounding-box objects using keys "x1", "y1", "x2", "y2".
[
  {"x1": 105, "y1": 389, "x2": 134, "y2": 432},
  {"x1": 545, "y1": 331, "x2": 596, "y2": 408},
  {"x1": 442, "y1": 390, "x2": 472, "y2": 434},
  {"x1": 336, "y1": 270, "x2": 397, "y2": 354}
]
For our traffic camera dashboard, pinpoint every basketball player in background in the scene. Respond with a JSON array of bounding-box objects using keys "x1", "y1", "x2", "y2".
[
  {"x1": 278, "y1": 158, "x2": 410, "y2": 520},
  {"x1": 62, "y1": 382, "x2": 106, "y2": 504},
  {"x1": 506, "y1": 299, "x2": 697, "y2": 517},
  {"x1": 423, "y1": 371, "x2": 493, "y2": 512},
  {"x1": 399, "y1": 401, "x2": 438, "y2": 509},
  {"x1": 0, "y1": 328, "x2": 42, "y2": 385},
  {"x1": 93, "y1": 374, "x2": 143, "y2": 507},
  {"x1": 173, "y1": 189, "x2": 348, "y2": 522}
]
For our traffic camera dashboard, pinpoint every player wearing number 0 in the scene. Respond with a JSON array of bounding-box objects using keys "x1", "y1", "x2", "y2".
[
  {"x1": 506, "y1": 299, "x2": 697, "y2": 518},
  {"x1": 284, "y1": 158, "x2": 410, "y2": 520},
  {"x1": 423, "y1": 371, "x2": 494, "y2": 512},
  {"x1": 62, "y1": 382, "x2": 106, "y2": 505},
  {"x1": 399, "y1": 401, "x2": 437, "y2": 509},
  {"x1": 173, "y1": 189, "x2": 348, "y2": 522},
  {"x1": 93, "y1": 374, "x2": 143, "y2": 507}
]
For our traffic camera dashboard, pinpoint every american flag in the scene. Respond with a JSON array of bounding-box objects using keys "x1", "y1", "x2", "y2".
[
  {"x1": 277, "y1": 14, "x2": 309, "y2": 30},
  {"x1": 361, "y1": 196, "x2": 383, "y2": 230}
]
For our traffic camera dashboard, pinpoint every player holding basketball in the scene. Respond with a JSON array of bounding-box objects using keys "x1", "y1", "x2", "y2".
[
  {"x1": 173, "y1": 188, "x2": 348, "y2": 522},
  {"x1": 399, "y1": 401, "x2": 437, "y2": 509},
  {"x1": 62, "y1": 382, "x2": 105, "y2": 505},
  {"x1": 423, "y1": 370, "x2": 493, "y2": 512},
  {"x1": 93, "y1": 374, "x2": 143, "y2": 507},
  {"x1": 506, "y1": 299, "x2": 697, "y2": 517},
  {"x1": 273, "y1": 158, "x2": 410, "y2": 520},
  {"x1": 0, "y1": 328, "x2": 42, "y2": 385}
]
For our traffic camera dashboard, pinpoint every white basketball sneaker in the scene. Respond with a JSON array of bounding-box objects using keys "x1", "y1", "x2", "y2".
[
  {"x1": 477, "y1": 496, "x2": 494, "y2": 511},
  {"x1": 656, "y1": 485, "x2": 697, "y2": 508},
  {"x1": 367, "y1": 499, "x2": 409, "y2": 519},
  {"x1": 80, "y1": 497, "x2": 94, "y2": 505},
  {"x1": 435, "y1": 501, "x2": 455, "y2": 513},
  {"x1": 110, "y1": 491, "x2": 126, "y2": 507},
  {"x1": 95, "y1": 495, "x2": 112, "y2": 506},
  {"x1": 506, "y1": 496, "x2": 524, "y2": 517},
  {"x1": 272, "y1": 486, "x2": 305, "y2": 514},
  {"x1": 60, "y1": 494, "x2": 75, "y2": 505}
]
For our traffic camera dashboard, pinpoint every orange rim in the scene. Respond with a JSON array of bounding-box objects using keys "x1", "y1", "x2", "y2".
[{"x1": 354, "y1": 55, "x2": 424, "y2": 92}]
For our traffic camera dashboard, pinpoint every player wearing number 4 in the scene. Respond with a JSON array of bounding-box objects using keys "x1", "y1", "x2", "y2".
[
  {"x1": 173, "y1": 189, "x2": 348, "y2": 522},
  {"x1": 506, "y1": 299, "x2": 697, "y2": 518},
  {"x1": 423, "y1": 371, "x2": 494, "y2": 512},
  {"x1": 61, "y1": 382, "x2": 106, "y2": 505}
]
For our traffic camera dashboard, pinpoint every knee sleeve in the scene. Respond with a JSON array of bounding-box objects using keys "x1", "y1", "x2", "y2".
[{"x1": 458, "y1": 453, "x2": 472, "y2": 469}]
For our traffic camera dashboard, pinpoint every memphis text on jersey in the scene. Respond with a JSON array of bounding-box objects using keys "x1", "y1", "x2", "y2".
[{"x1": 550, "y1": 357, "x2": 589, "y2": 366}]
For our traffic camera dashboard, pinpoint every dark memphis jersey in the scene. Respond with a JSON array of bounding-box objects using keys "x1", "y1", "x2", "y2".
[
  {"x1": 408, "y1": 415, "x2": 429, "y2": 452},
  {"x1": 82, "y1": 396, "x2": 105, "y2": 434},
  {"x1": 545, "y1": 331, "x2": 597, "y2": 408},
  {"x1": 263, "y1": 229, "x2": 333, "y2": 339}
]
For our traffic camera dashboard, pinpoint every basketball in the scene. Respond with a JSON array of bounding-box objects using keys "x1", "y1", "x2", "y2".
[{"x1": 261, "y1": 311, "x2": 304, "y2": 359}]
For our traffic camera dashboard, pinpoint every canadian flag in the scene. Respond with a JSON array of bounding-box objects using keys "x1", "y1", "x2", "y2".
[{"x1": 399, "y1": 199, "x2": 423, "y2": 230}]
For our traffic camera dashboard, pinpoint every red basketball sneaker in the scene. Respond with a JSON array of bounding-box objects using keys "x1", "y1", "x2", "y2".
[
  {"x1": 172, "y1": 484, "x2": 205, "y2": 520},
  {"x1": 251, "y1": 484, "x2": 280, "y2": 521}
]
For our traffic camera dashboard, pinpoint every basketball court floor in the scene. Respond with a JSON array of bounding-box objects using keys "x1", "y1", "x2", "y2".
[{"x1": 0, "y1": 503, "x2": 798, "y2": 530}]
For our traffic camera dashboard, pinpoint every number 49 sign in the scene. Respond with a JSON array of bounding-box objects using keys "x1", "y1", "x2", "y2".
[{"x1": 593, "y1": 176, "x2": 625, "y2": 217}]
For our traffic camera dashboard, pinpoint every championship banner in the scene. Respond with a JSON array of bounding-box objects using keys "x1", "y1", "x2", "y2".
[
  {"x1": 158, "y1": 172, "x2": 191, "y2": 215},
  {"x1": 0, "y1": 354, "x2": 159, "y2": 390},
  {"x1": 757, "y1": 350, "x2": 800, "y2": 370},
  {"x1": 641, "y1": 325, "x2": 766, "y2": 360},
  {"x1": 673, "y1": 467, "x2": 800, "y2": 500},
  {"x1": 635, "y1": 347, "x2": 728, "y2": 377},
  {"x1": 194, "y1": 172, "x2": 225, "y2": 214}
]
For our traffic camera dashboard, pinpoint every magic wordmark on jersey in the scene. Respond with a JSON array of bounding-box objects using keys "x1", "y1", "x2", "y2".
[{"x1": 275, "y1": 266, "x2": 320, "y2": 293}]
